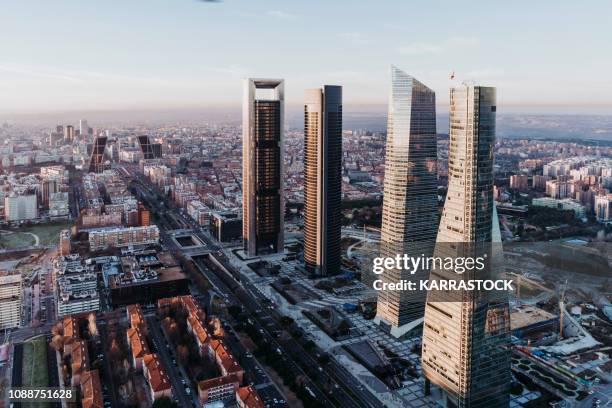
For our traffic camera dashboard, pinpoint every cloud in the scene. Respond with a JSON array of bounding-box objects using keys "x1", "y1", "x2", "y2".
[
  {"x1": 338, "y1": 32, "x2": 372, "y2": 45},
  {"x1": 397, "y1": 36, "x2": 479, "y2": 55},
  {"x1": 266, "y1": 10, "x2": 297, "y2": 20}
]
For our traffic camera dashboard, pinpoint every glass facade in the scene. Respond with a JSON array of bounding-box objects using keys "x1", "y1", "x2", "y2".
[
  {"x1": 243, "y1": 79, "x2": 285, "y2": 256},
  {"x1": 303, "y1": 85, "x2": 342, "y2": 277},
  {"x1": 376, "y1": 67, "x2": 438, "y2": 334},
  {"x1": 421, "y1": 84, "x2": 511, "y2": 408}
]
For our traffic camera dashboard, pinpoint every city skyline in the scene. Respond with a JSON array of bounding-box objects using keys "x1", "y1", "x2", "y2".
[
  {"x1": 1, "y1": 3, "x2": 611, "y2": 407},
  {"x1": 1, "y1": 1, "x2": 612, "y2": 115}
]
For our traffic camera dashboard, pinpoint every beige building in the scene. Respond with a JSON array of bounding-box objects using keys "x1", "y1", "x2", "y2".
[{"x1": 421, "y1": 84, "x2": 510, "y2": 408}]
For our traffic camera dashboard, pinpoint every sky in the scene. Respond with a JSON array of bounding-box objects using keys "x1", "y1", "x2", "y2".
[{"x1": 1, "y1": 0, "x2": 611, "y2": 116}]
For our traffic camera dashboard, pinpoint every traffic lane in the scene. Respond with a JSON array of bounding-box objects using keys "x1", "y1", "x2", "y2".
[
  {"x1": 193, "y1": 263, "x2": 336, "y2": 408},
  {"x1": 146, "y1": 316, "x2": 195, "y2": 408},
  {"x1": 242, "y1": 281, "x2": 372, "y2": 408}
]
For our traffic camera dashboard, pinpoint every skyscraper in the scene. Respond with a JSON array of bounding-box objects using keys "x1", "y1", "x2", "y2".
[
  {"x1": 242, "y1": 79, "x2": 285, "y2": 256},
  {"x1": 421, "y1": 84, "x2": 510, "y2": 408},
  {"x1": 137, "y1": 135, "x2": 161, "y2": 159},
  {"x1": 375, "y1": 66, "x2": 438, "y2": 337},
  {"x1": 303, "y1": 85, "x2": 343, "y2": 277},
  {"x1": 79, "y1": 119, "x2": 89, "y2": 138},
  {"x1": 89, "y1": 136, "x2": 108, "y2": 173},
  {"x1": 64, "y1": 125, "x2": 74, "y2": 143}
]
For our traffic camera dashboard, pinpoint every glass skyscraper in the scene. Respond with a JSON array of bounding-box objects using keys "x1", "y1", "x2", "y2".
[
  {"x1": 303, "y1": 85, "x2": 343, "y2": 277},
  {"x1": 421, "y1": 84, "x2": 511, "y2": 408},
  {"x1": 242, "y1": 79, "x2": 285, "y2": 256},
  {"x1": 375, "y1": 66, "x2": 438, "y2": 337}
]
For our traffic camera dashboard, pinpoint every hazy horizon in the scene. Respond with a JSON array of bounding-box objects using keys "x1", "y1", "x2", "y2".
[{"x1": 2, "y1": 1, "x2": 611, "y2": 115}]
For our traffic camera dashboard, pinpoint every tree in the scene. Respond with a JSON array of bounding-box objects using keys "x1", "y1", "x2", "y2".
[
  {"x1": 152, "y1": 396, "x2": 178, "y2": 408},
  {"x1": 279, "y1": 316, "x2": 294, "y2": 328}
]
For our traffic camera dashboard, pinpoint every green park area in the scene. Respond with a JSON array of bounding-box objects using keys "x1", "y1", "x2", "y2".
[
  {"x1": 22, "y1": 335, "x2": 49, "y2": 388},
  {"x1": 0, "y1": 220, "x2": 71, "y2": 250}
]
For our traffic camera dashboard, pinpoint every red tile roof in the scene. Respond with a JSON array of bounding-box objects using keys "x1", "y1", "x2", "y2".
[
  {"x1": 81, "y1": 369, "x2": 103, "y2": 408},
  {"x1": 71, "y1": 340, "x2": 90, "y2": 377},
  {"x1": 237, "y1": 385, "x2": 265, "y2": 408},
  {"x1": 143, "y1": 353, "x2": 171, "y2": 392},
  {"x1": 127, "y1": 326, "x2": 149, "y2": 359}
]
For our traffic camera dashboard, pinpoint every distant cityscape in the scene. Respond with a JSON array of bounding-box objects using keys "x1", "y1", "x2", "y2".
[{"x1": 0, "y1": 70, "x2": 611, "y2": 408}]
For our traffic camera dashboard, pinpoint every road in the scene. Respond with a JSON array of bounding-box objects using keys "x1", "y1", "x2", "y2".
[
  {"x1": 127, "y1": 165, "x2": 381, "y2": 408},
  {"x1": 146, "y1": 315, "x2": 198, "y2": 408},
  {"x1": 193, "y1": 255, "x2": 373, "y2": 408}
]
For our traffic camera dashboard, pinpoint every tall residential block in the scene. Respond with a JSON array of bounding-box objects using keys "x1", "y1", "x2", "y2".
[
  {"x1": 0, "y1": 274, "x2": 22, "y2": 329},
  {"x1": 303, "y1": 85, "x2": 343, "y2": 276},
  {"x1": 421, "y1": 84, "x2": 510, "y2": 408},
  {"x1": 375, "y1": 66, "x2": 438, "y2": 337},
  {"x1": 242, "y1": 79, "x2": 285, "y2": 256}
]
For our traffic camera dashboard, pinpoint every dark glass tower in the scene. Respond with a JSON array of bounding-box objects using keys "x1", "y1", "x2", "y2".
[
  {"x1": 303, "y1": 85, "x2": 342, "y2": 277},
  {"x1": 88, "y1": 136, "x2": 108, "y2": 173},
  {"x1": 242, "y1": 79, "x2": 285, "y2": 256}
]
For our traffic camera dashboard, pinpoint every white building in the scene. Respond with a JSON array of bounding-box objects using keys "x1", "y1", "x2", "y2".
[
  {"x1": 4, "y1": 194, "x2": 38, "y2": 221},
  {"x1": 49, "y1": 192, "x2": 70, "y2": 217},
  {"x1": 595, "y1": 194, "x2": 612, "y2": 223},
  {"x1": 186, "y1": 200, "x2": 211, "y2": 227},
  {"x1": 54, "y1": 254, "x2": 99, "y2": 317},
  {"x1": 0, "y1": 274, "x2": 22, "y2": 329},
  {"x1": 532, "y1": 197, "x2": 586, "y2": 218}
]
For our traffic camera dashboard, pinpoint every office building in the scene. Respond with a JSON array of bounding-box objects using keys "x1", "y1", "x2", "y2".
[
  {"x1": 88, "y1": 136, "x2": 108, "y2": 173},
  {"x1": 375, "y1": 67, "x2": 438, "y2": 336},
  {"x1": 303, "y1": 85, "x2": 343, "y2": 276},
  {"x1": 137, "y1": 135, "x2": 162, "y2": 160},
  {"x1": 242, "y1": 79, "x2": 284, "y2": 256},
  {"x1": 79, "y1": 119, "x2": 89, "y2": 138},
  {"x1": 421, "y1": 84, "x2": 510, "y2": 408}
]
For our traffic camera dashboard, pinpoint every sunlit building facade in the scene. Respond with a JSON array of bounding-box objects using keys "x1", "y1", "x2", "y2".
[
  {"x1": 242, "y1": 79, "x2": 285, "y2": 256},
  {"x1": 421, "y1": 84, "x2": 510, "y2": 408},
  {"x1": 303, "y1": 85, "x2": 343, "y2": 276},
  {"x1": 375, "y1": 66, "x2": 438, "y2": 337}
]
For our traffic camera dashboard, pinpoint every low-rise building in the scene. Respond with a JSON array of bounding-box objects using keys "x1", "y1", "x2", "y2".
[
  {"x1": 532, "y1": 197, "x2": 586, "y2": 218},
  {"x1": 88, "y1": 225, "x2": 160, "y2": 251},
  {"x1": 143, "y1": 353, "x2": 172, "y2": 402}
]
